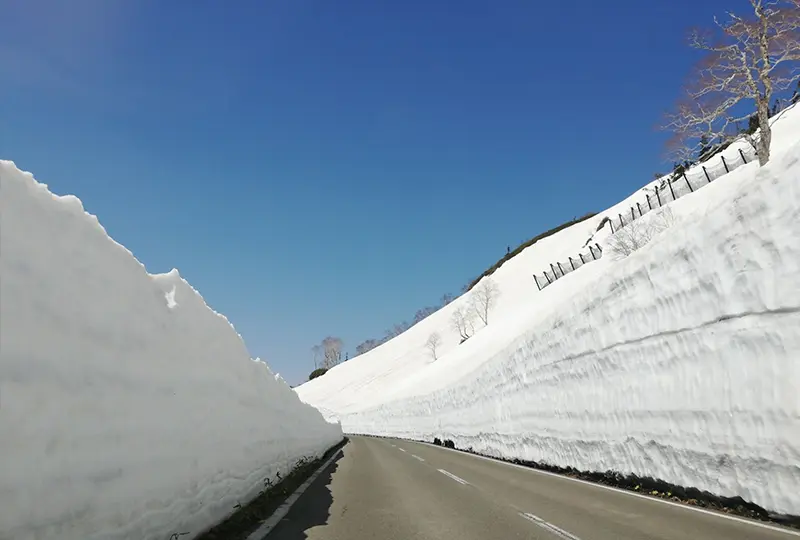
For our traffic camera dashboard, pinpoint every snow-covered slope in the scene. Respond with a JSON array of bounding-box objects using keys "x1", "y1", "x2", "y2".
[
  {"x1": 297, "y1": 106, "x2": 800, "y2": 515},
  {"x1": 0, "y1": 162, "x2": 342, "y2": 540}
]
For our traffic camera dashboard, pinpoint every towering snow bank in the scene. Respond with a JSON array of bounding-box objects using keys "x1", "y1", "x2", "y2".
[
  {"x1": 0, "y1": 161, "x2": 342, "y2": 540},
  {"x1": 297, "y1": 107, "x2": 800, "y2": 515}
]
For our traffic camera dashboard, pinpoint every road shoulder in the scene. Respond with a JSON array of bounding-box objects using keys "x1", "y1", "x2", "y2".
[{"x1": 195, "y1": 437, "x2": 348, "y2": 540}]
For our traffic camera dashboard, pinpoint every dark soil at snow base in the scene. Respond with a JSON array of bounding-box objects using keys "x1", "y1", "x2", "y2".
[
  {"x1": 192, "y1": 437, "x2": 348, "y2": 540},
  {"x1": 356, "y1": 433, "x2": 800, "y2": 531}
]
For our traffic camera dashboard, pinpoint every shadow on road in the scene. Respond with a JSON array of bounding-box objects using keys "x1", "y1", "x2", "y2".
[
  {"x1": 266, "y1": 446, "x2": 345, "y2": 539},
  {"x1": 196, "y1": 439, "x2": 348, "y2": 540}
]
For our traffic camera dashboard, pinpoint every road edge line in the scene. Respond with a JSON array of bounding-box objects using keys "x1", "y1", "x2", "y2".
[{"x1": 401, "y1": 438, "x2": 800, "y2": 537}]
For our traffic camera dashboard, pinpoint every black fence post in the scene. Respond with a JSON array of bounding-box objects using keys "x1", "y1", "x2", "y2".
[
  {"x1": 557, "y1": 262, "x2": 565, "y2": 275},
  {"x1": 668, "y1": 178, "x2": 676, "y2": 201},
  {"x1": 684, "y1": 173, "x2": 693, "y2": 192},
  {"x1": 631, "y1": 207, "x2": 635, "y2": 221},
  {"x1": 739, "y1": 148, "x2": 747, "y2": 164},
  {"x1": 703, "y1": 166, "x2": 711, "y2": 183},
  {"x1": 579, "y1": 253, "x2": 585, "y2": 264},
  {"x1": 544, "y1": 271, "x2": 552, "y2": 284},
  {"x1": 636, "y1": 202, "x2": 643, "y2": 216},
  {"x1": 569, "y1": 257, "x2": 576, "y2": 271},
  {"x1": 595, "y1": 243, "x2": 602, "y2": 253},
  {"x1": 720, "y1": 155, "x2": 729, "y2": 173},
  {"x1": 646, "y1": 194, "x2": 652, "y2": 210},
  {"x1": 655, "y1": 186, "x2": 662, "y2": 206},
  {"x1": 618, "y1": 213, "x2": 624, "y2": 229},
  {"x1": 533, "y1": 275, "x2": 541, "y2": 291},
  {"x1": 589, "y1": 246, "x2": 596, "y2": 260},
  {"x1": 610, "y1": 220, "x2": 615, "y2": 233},
  {"x1": 550, "y1": 263, "x2": 558, "y2": 278}
]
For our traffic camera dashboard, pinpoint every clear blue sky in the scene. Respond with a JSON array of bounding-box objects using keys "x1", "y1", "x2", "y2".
[{"x1": 1, "y1": 0, "x2": 734, "y2": 386}]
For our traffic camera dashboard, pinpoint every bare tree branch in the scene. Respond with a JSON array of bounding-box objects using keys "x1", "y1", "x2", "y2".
[
  {"x1": 607, "y1": 208, "x2": 676, "y2": 260},
  {"x1": 354, "y1": 339, "x2": 380, "y2": 357},
  {"x1": 311, "y1": 344, "x2": 322, "y2": 370},
  {"x1": 425, "y1": 332, "x2": 442, "y2": 361},
  {"x1": 664, "y1": 0, "x2": 800, "y2": 166},
  {"x1": 451, "y1": 305, "x2": 475, "y2": 343},
  {"x1": 472, "y1": 278, "x2": 500, "y2": 326},
  {"x1": 413, "y1": 306, "x2": 438, "y2": 325},
  {"x1": 320, "y1": 336, "x2": 343, "y2": 369}
]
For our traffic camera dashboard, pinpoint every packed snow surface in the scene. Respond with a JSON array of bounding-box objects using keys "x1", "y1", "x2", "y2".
[
  {"x1": 0, "y1": 162, "x2": 342, "y2": 540},
  {"x1": 298, "y1": 106, "x2": 800, "y2": 515}
]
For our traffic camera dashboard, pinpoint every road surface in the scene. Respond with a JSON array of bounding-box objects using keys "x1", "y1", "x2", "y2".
[{"x1": 266, "y1": 436, "x2": 798, "y2": 540}]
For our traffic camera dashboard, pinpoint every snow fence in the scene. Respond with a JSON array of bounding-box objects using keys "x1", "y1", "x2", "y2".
[{"x1": 306, "y1": 144, "x2": 800, "y2": 515}]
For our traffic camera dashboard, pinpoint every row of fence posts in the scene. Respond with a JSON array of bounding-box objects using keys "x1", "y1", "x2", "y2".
[
  {"x1": 531, "y1": 146, "x2": 756, "y2": 291},
  {"x1": 610, "y1": 147, "x2": 753, "y2": 233},
  {"x1": 533, "y1": 243, "x2": 603, "y2": 291}
]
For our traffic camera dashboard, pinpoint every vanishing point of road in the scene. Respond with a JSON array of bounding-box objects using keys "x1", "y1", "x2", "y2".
[{"x1": 263, "y1": 435, "x2": 798, "y2": 540}]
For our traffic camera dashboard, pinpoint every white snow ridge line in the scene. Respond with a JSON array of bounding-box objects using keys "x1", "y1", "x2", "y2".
[
  {"x1": 437, "y1": 469, "x2": 469, "y2": 485},
  {"x1": 519, "y1": 512, "x2": 582, "y2": 540},
  {"x1": 246, "y1": 447, "x2": 342, "y2": 540}
]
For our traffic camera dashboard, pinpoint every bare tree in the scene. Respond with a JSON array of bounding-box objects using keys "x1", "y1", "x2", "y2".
[
  {"x1": 665, "y1": 0, "x2": 800, "y2": 166},
  {"x1": 413, "y1": 306, "x2": 438, "y2": 325},
  {"x1": 440, "y1": 293, "x2": 455, "y2": 306},
  {"x1": 607, "y1": 208, "x2": 676, "y2": 260},
  {"x1": 384, "y1": 321, "x2": 410, "y2": 341},
  {"x1": 451, "y1": 305, "x2": 475, "y2": 342},
  {"x1": 425, "y1": 332, "x2": 442, "y2": 360},
  {"x1": 355, "y1": 338, "x2": 380, "y2": 357},
  {"x1": 321, "y1": 336, "x2": 343, "y2": 369},
  {"x1": 472, "y1": 277, "x2": 500, "y2": 326},
  {"x1": 311, "y1": 344, "x2": 322, "y2": 370}
]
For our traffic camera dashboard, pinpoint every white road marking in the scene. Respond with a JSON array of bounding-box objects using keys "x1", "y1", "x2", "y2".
[
  {"x1": 412, "y1": 440, "x2": 800, "y2": 537},
  {"x1": 246, "y1": 446, "x2": 343, "y2": 540},
  {"x1": 398, "y1": 447, "x2": 406, "y2": 452},
  {"x1": 411, "y1": 454, "x2": 425, "y2": 462},
  {"x1": 438, "y1": 468, "x2": 469, "y2": 485},
  {"x1": 520, "y1": 512, "x2": 582, "y2": 540}
]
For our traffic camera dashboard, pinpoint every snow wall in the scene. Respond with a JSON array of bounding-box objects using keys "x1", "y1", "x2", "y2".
[
  {"x1": 298, "y1": 137, "x2": 800, "y2": 514},
  {"x1": 0, "y1": 160, "x2": 343, "y2": 540}
]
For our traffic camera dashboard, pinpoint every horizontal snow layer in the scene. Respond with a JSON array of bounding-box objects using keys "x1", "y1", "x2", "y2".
[
  {"x1": 298, "y1": 106, "x2": 800, "y2": 515},
  {"x1": 0, "y1": 161, "x2": 342, "y2": 540}
]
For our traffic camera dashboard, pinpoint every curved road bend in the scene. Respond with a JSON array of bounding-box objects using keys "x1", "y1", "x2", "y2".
[{"x1": 267, "y1": 436, "x2": 798, "y2": 540}]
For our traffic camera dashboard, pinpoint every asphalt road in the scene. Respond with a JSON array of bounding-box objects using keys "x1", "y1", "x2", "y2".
[{"x1": 266, "y1": 436, "x2": 799, "y2": 540}]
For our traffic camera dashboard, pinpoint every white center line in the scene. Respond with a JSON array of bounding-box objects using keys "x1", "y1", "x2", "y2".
[
  {"x1": 416, "y1": 440, "x2": 800, "y2": 538},
  {"x1": 411, "y1": 454, "x2": 425, "y2": 462},
  {"x1": 438, "y1": 469, "x2": 469, "y2": 485},
  {"x1": 398, "y1": 447, "x2": 406, "y2": 452},
  {"x1": 519, "y1": 512, "x2": 582, "y2": 540}
]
